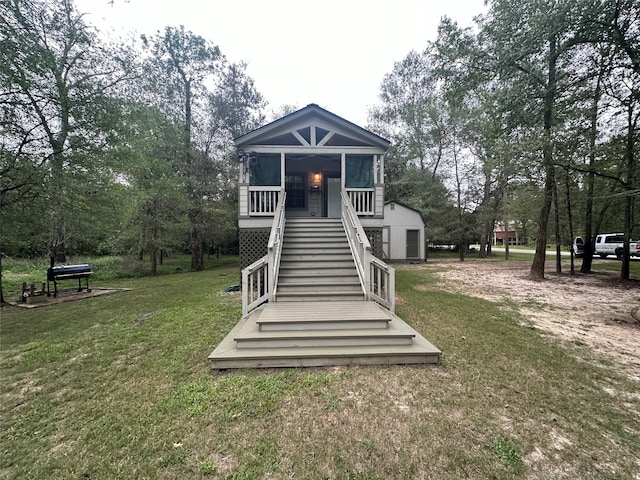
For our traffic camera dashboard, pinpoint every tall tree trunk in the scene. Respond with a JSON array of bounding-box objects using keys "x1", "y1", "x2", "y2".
[
  {"x1": 621, "y1": 101, "x2": 637, "y2": 280},
  {"x1": 49, "y1": 150, "x2": 67, "y2": 262},
  {"x1": 553, "y1": 178, "x2": 562, "y2": 273},
  {"x1": 530, "y1": 36, "x2": 557, "y2": 280},
  {"x1": 190, "y1": 222, "x2": 204, "y2": 271},
  {"x1": 150, "y1": 207, "x2": 158, "y2": 275},
  {"x1": 565, "y1": 166, "x2": 576, "y2": 274},
  {"x1": 503, "y1": 191, "x2": 510, "y2": 260},
  {"x1": 478, "y1": 169, "x2": 493, "y2": 258},
  {"x1": 0, "y1": 252, "x2": 5, "y2": 306},
  {"x1": 150, "y1": 247, "x2": 158, "y2": 275},
  {"x1": 581, "y1": 61, "x2": 604, "y2": 273},
  {"x1": 183, "y1": 80, "x2": 204, "y2": 272}
]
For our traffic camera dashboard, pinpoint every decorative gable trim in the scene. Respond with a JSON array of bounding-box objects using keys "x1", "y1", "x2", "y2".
[{"x1": 235, "y1": 104, "x2": 390, "y2": 150}]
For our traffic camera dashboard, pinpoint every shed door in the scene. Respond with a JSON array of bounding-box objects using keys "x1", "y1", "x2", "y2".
[{"x1": 406, "y1": 230, "x2": 420, "y2": 258}]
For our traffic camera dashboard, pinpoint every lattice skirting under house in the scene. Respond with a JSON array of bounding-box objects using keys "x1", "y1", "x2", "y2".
[
  {"x1": 365, "y1": 228, "x2": 383, "y2": 259},
  {"x1": 239, "y1": 226, "x2": 382, "y2": 271},
  {"x1": 239, "y1": 228, "x2": 270, "y2": 270}
]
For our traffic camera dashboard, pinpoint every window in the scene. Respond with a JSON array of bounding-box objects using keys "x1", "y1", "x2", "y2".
[{"x1": 285, "y1": 174, "x2": 306, "y2": 209}]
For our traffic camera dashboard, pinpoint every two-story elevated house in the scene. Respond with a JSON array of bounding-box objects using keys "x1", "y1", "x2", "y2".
[{"x1": 209, "y1": 104, "x2": 440, "y2": 369}]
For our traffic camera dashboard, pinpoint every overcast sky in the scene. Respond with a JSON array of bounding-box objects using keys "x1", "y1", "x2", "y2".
[{"x1": 75, "y1": 0, "x2": 486, "y2": 126}]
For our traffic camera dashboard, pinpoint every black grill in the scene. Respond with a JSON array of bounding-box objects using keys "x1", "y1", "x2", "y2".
[{"x1": 47, "y1": 263, "x2": 92, "y2": 297}]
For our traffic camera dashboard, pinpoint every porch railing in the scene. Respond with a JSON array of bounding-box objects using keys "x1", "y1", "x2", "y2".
[
  {"x1": 249, "y1": 186, "x2": 281, "y2": 215},
  {"x1": 241, "y1": 192, "x2": 287, "y2": 316},
  {"x1": 346, "y1": 188, "x2": 374, "y2": 216},
  {"x1": 341, "y1": 192, "x2": 396, "y2": 312}
]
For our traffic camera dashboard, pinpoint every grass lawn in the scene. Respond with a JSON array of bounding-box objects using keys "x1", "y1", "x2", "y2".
[{"x1": 1, "y1": 259, "x2": 639, "y2": 479}]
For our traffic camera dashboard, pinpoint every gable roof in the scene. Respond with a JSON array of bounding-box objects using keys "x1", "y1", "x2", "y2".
[
  {"x1": 384, "y1": 201, "x2": 425, "y2": 218},
  {"x1": 235, "y1": 104, "x2": 390, "y2": 150}
]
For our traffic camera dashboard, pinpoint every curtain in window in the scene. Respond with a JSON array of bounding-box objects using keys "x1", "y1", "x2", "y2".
[
  {"x1": 250, "y1": 154, "x2": 281, "y2": 186},
  {"x1": 345, "y1": 155, "x2": 373, "y2": 188}
]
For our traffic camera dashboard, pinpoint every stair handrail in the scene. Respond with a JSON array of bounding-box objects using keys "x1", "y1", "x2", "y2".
[
  {"x1": 242, "y1": 255, "x2": 269, "y2": 316},
  {"x1": 340, "y1": 191, "x2": 396, "y2": 312},
  {"x1": 267, "y1": 190, "x2": 287, "y2": 301},
  {"x1": 341, "y1": 191, "x2": 370, "y2": 297}
]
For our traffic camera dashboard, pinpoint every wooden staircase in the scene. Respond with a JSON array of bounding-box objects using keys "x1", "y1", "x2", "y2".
[
  {"x1": 276, "y1": 218, "x2": 365, "y2": 302},
  {"x1": 209, "y1": 217, "x2": 441, "y2": 369}
]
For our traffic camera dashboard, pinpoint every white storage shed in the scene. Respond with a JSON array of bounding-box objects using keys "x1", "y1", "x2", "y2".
[{"x1": 382, "y1": 201, "x2": 425, "y2": 262}]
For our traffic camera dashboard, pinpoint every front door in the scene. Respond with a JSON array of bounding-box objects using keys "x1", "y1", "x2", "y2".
[{"x1": 327, "y1": 178, "x2": 341, "y2": 218}]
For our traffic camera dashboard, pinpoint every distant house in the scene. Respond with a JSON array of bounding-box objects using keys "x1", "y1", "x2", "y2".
[
  {"x1": 494, "y1": 221, "x2": 519, "y2": 246},
  {"x1": 382, "y1": 201, "x2": 425, "y2": 262}
]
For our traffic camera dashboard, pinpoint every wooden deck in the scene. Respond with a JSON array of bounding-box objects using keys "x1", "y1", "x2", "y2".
[
  {"x1": 210, "y1": 218, "x2": 440, "y2": 369},
  {"x1": 209, "y1": 301, "x2": 441, "y2": 369}
]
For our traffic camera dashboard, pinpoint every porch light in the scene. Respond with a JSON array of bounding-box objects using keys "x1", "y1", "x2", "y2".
[{"x1": 313, "y1": 173, "x2": 321, "y2": 182}]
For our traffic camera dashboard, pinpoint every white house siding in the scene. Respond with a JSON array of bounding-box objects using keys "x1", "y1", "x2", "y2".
[{"x1": 383, "y1": 202, "x2": 425, "y2": 262}]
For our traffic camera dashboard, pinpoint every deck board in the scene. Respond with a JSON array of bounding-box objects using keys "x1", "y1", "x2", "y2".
[
  {"x1": 258, "y1": 301, "x2": 389, "y2": 322},
  {"x1": 209, "y1": 301, "x2": 441, "y2": 369}
]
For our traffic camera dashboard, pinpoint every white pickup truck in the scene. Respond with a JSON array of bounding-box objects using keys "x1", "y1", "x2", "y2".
[{"x1": 594, "y1": 233, "x2": 640, "y2": 259}]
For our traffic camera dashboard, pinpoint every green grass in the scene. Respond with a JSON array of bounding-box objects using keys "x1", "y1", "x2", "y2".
[
  {"x1": 1, "y1": 254, "x2": 239, "y2": 300},
  {"x1": 1, "y1": 260, "x2": 639, "y2": 479}
]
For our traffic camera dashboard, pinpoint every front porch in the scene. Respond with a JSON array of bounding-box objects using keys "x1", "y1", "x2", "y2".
[
  {"x1": 237, "y1": 104, "x2": 387, "y2": 227},
  {"x1": 239, "y1": 152, "x2": 384, "y2": 220}
]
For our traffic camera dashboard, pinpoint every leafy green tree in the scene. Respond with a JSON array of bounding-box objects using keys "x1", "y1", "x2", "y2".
[
  {"x1": 370, "y1": 47, "x2": 483, "y2": 257},
  {"x1": 142, "y1": 26, "x2": 222, "y2": 271},
  {"x1": 370, "y1": 50, "x2": 448, "y2": 177},
  {"x1": 0, "y1": 0, "x2": 133, "y2": 260},
  {"x1": 112, "y1": 102, "x2": 189, "y2": 273},
  {"x1": 477, "y1": 0, "x2": 606, "y2": 279}
]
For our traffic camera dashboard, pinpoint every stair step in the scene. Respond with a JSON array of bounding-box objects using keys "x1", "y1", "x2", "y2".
[
  {"x1": 285, "y1": 225, "x2": 343, "y2": 230},
  {"x1": 279, "y1": 269, "x2": 358, "y2": 276},
  {"x1": 208, "y1": 304, "x2": 442, "y2": 369},
  {"x1": 285, "y1": 227, "x2": 347, "y2": 235},
  {"x1": 259, "y1": 318, "x2": 389, "y2": 331},
  {"x1": 276, "y1": 293, "x2": 366, "y2": 302},
  {"x1": 280, "y1": 263, "x2": 357, "y2": 271},
  {"x1": 284, "y1": 237, "x2": 346, "y2": 242},
  {"x1": 286, "y1": 219, "x2": 342, "y2": 224},
  {"x1": 277, "y1": 285, "x2": 362, "y2": 294},
  {"x1": 257, "y1": 301, "x2": 389, "y2": 328},
  {"x1": 281, "y1": 254, "x2": 354, "y2": 261},
  {"x1": 282, "y1": 245, "x2": 351, "y2": 256},
  {"x1": 283, "y1": 240, "x2": 347, "y2": 246},
  {"x1": 236, "y1": 329, "x2": 414, "y2": 349},
  {"x1": 279, "y1": 277, "x2": 358, "y2": 283},
  {"x1": 278, "y1": 276, "x2": 359, "y2": 284}
]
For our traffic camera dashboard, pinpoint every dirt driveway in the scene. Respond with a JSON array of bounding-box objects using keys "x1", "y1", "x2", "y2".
[{"x1": 413, "y1": 258, "x2": 640, "y2": 382}]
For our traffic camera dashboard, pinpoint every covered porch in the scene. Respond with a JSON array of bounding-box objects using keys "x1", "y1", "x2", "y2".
[
  {"x1": 236, "y1": 104, "x2": 389, "y2": 225},
  {"x1": 239, "y1": 152, "x2": 385, "y2": 219}
]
